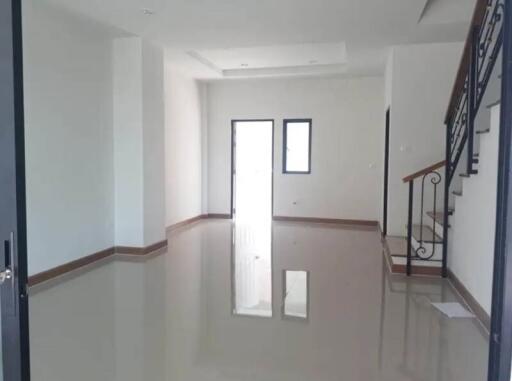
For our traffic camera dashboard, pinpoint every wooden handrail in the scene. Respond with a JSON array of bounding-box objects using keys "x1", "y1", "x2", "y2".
[
  {"x1": 445, "y1": 0, "x2": 489, "y2": 123},
  {"x1": 402, "y1": 160, "x2": 446, "y2": 183}
]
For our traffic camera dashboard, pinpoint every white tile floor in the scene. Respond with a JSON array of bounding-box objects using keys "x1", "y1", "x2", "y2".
[{"x1": 28, "y1": 219, "x2": 489, "y2": 381}]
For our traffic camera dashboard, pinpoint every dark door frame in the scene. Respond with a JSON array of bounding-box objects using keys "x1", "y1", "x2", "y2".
[
  {"x1": 488, "y1": 1, "x2": 512, "y2": 379},
  {"x1": 230, "y1": 119, "x2": 275, "y2": 219},
  {"x1": 0, "y1": 0, "x2": 31, "y2": 380},
  {"x1": 383, "y1": 108, "x2": 390, "y2": 236},
  {"x1": 282, "y1": 118, "x2": 312, "y2": 175}
]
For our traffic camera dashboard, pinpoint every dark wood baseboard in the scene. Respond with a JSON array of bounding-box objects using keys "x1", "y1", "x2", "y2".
[
  {"x1": 273, "y1": 215, "x2": 378, "y2": 227},
  {"x1": 378, "y1": 223, "x2": 384, "y2": 238},
  {"x1": 28, "y1": 240, "x2": 168, "y2": 287},
  {"x1": 447, "y1": 268, "x2": 490, "y2": 332},
  {"x1": 167, "y1": 214, "x2": 207, "y2": 231},
  {"x1": 382, "y1": 237, "x2": 489, "y2": 329},
  {"x1": 28, "y1": 212, "x2": 235, "y2": 288},
  {"x1": 206, "y1": 213, "x2": 232, "y2": 219},
  {"x1": 166, "y1": 214, "x2": 232, "y2": 232},
  {"x1": 115, "y1": 240, "x2": 168, "y2": 255},
  {"x1": 28, "y1": 247, "x2": 115, "y2": 287}
]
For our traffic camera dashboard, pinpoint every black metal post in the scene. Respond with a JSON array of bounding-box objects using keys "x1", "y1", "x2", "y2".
[
  {"x1": 442, "y1": 120, "x2": 451, "y2": 278},
  {"x1": 467, "y1": 26, "x2": 479, "y2": 176},
  {"x1": 488, "y1": 1, "x2": 512, "y2": 380},
  {"x1": 406, "y1": 181, "x2": 414, "y2": 276}
]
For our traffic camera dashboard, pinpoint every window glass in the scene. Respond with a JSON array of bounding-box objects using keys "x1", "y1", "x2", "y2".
[{"x1": 284, "y1": 120, "x2": 311, "y2": 173}]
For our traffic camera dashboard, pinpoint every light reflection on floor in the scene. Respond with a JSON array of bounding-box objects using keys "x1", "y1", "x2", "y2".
[{"x1": 28, "y1": 219, "x2": 489, "y2": 381}]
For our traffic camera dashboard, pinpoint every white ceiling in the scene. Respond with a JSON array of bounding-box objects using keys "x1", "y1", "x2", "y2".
[
  {"x1": 420, "y1": 0, "x2": 476, "y2": 25},
  {"x1": 191, "y1": 42, "x2": 348, "y2": 78},
  {"x1": 196, "y1": 43, "x2": 347, "y2": 70},
  {"x1": 43, "y1": 0, "x2": 477, "y2": 79}
]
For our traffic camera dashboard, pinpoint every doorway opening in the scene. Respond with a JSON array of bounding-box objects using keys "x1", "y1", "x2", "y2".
[
  {"x1": 230, "y1": 120, "x2": 274, "y2": 317},
  {"x1": 231, "y1": 120, "x2": 274, "y2": 222}
]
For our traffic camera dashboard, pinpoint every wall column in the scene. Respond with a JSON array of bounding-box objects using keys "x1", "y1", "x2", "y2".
[{"x1": 113, "y1": 37, "x2": 165, "y2": 247}]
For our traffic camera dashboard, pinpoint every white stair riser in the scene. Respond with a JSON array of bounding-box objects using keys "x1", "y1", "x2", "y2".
[
  {"x1": 433, "y1": 220, "x2": 444, "y2": 239},
  {"x1": 423, "y1": 219, "x2": 445, "y2": 239},
  {"x1": 392, "y1": 256, "x2": 442, "y2": 268},
  {"x1": 411, "y1": 237, "x2": 443, "y2": 261}
]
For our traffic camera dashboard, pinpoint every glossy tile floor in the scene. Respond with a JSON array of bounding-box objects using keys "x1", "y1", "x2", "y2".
[{"x1": 28, "y1": 220, "x2": 489, "y2": 381}]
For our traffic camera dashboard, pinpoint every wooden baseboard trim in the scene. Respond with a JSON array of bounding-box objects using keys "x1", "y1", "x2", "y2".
[
  {"x1": 28, "y1": 247, "x2": 115, "y2": 287},
  {"x1": 167, "y1": 215, "x2": 208, "y2": 231},
  {"x1": 166, "y1": 213, "x2": 232, "y2": 232},
  {"x1": 206, "y1": 213, "x2": 232, "y2": 219},
  {"x1": 447, "y1": 268, "x2": 490, "y2": 332},
  {"x1": 273, "y1": 216, "x2": 378, "y2": 227},
  {"x1": 115, "y1": 239, "x2": 168, "y2": 255},
  {"x1": 28, "y1": 239, "x2": 168, "y2": 287}
]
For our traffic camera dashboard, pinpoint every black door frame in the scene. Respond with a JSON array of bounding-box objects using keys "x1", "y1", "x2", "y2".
[
  {"x1": 383, "y1": 108, "x2": 390, "y2": 236},
  {"x1": 488, "y1": 1, "x2": 512, "y2": 379},
  {"x1": 0, "y1": 0, "x2": 31, "y2": 380},
  {"x1": 230, "y1": 119, "x2": 275, "y2": 219}
]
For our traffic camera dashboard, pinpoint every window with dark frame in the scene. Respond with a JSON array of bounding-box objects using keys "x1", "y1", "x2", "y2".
[{"x1": 283, "y1": 119, "x2": 312, "y2": 174}]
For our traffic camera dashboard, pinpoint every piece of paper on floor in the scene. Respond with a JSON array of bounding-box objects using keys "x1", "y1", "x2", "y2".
[{"x1": 431, "y1": 302, "x2": 475, "y2": 318}]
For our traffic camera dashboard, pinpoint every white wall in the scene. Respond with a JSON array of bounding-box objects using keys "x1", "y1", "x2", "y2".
[
  {"x1": 24, "y1": 3, "x2": 166, "y2": 275},
  {"x1": 164, "y1": 69, "x2": 204, "y2": 227},
  {"x1": 113, "y1": 37, "x2": 166, "y2": 247},
  {"x1": 206, "y1": 76, "x2": 384, "y2": 221},
  {"x1": 23, "y1": 1, "x2": 115, "y2": 275},
  {"x1": 449, "y1": 105, "x2": 499, "y2": 316},
  {"x1": 113, "y1": 38, "x2": 144, "y2": 247},
  {"x1": 386, "y1": 42, "x2": 464, "y2": 236},
  {"x1": 142, "y1": 43, "x2": 166, "y2": 245}
]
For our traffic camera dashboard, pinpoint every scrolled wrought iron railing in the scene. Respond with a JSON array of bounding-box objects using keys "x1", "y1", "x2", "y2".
[
  {"x1": 475, "y1": 0, "x2": 504, "y2": 110},
  {"x1": 399, "y1": 0, "x2": 503, "y2": 278},
  {"x1": 415, "y1": 171, "x2": 442, "y2": 260},
  {"x1": 403, "y1": 0, "x2": 506, "y2": 278},
  {"x1": 403, "y1": 163, "x2": 445, "y2": 276},
  {"x1": 446, "y1": 0, "x2": 504, "y2": 184},
  {"x1": 447, "y1": 77, "x2": 469, "y2": 184}
]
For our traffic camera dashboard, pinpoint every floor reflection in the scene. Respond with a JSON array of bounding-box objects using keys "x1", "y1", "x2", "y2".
[
  {"x1": 28, "y1": 219, "x2": 489, "y2": 381},
  {"x1": 282, "y1": 270, "x2": 309, "y2": 321},
  {"x1": 232, "y1": 221, "x2": 272, "y2": 317}
]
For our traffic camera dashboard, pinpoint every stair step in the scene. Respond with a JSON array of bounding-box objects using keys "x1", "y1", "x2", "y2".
[
  {"x1": 386, "y1": 236, "x2": 407, "y2": 256},
  {"x1": 486, "y1": 99, "x2": 501, "y2": 109},
  {"x1": 453, "y1": 190, "x2": 463, "y2": 196},
  {"x1": 412, "y1": 225, "x2": 443, "y2": 244},
  {"x1": 476, "y1": 129, "x2": 490, "y2": 135},
  {"x1": 426, "y1": 211, "x2": 451, "y2": 227},
  {"x1": 460, "y1": 170, "x2": 478, "y2": 177}
]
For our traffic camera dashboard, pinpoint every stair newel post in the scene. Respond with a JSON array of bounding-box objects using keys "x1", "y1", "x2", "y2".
[
  {"x1": 443, "y1": 120, "x2": 452, "y2": 278},
  {"x1": 467, "y1": 25, "x2": 479, "y2": 175},
  {"x1": 406, "y1": 180, "x2": 414, "y2": 276}
]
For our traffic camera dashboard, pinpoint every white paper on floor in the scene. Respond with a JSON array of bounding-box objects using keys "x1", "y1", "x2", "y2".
[{"x1": 431, "y1": 302, "x2": 475, "y2": 318}]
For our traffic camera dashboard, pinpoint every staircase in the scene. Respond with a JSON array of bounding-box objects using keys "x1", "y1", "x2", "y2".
[{"x1": 385, "y1": 0, "x2": 504, "y2": 277}]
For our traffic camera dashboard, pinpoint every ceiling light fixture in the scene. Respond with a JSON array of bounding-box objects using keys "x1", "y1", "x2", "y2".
[
  {"x1": 309, "y1": 60, "x2": 318, "y2": 64},
  {"x1": 241, "y1": 63, "x2": 249, "y2": 67},
  {"x1": 142, "y1": 8, "x2": 155, "y2": 15}
]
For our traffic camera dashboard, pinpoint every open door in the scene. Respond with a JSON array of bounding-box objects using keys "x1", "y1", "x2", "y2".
[{"x1": 0, "y1": 1, "x2": 31, "y2": 380}]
